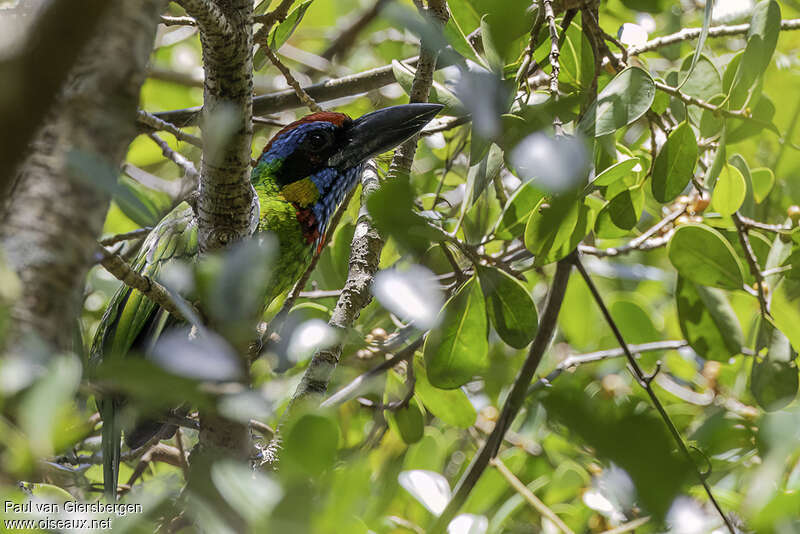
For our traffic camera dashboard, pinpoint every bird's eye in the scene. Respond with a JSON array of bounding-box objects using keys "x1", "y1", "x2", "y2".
[{"x1": 306, "y1": 131, "x2": 331, "y2": 151}]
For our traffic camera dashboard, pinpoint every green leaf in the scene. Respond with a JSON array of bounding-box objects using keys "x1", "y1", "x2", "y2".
[
  {"x1": 699, "y1": 94, "x2": 726, "y2": 138},
  {"x1": 679, "y1": 54, "x2": 722, "y2": 126},
  {"x1": 444, "y1": 16, "x2": 486, "y2": 68},
  {"x1": 609, "y1": 297, "x2": 661, "y2": 344},
  {"x1": 385, "y1": 370, "x2": 425, "y2": 444},
  {"x1": 413, "y1": 358, "x2": 477, "y2": 428},
  {"x1": 781, "y1": 249, "x2": 800, "y2": 279},
  {"x1": 525, "y1": 195, "x2": 592, "y2": 266},
  {"x1": 751, "y1": 357, "x2": 798, "y2": 412},
  {"x1": 651, "y1": 121, "x2": 698, "y2": 203},
  {"x1": 476, "y1": 265, "x2": 537, "y2": 348},
  {"x1": 676, "y1": 277, "x2": 744, "y2": 361},
  {"x1": 423, "y1": 277, "x2": 489, "y2": 389},
  {"x1": 704, "y1": 129, "x2": 726, "y2": 189},
  {"x1": 449, "y1": 0, "x2": 481, "y2": 33},
  {"x1": 270, "y1": 0, "x2": 313, "y2": 50},
  {"x1": 211, "y1": 460, "x2": 282, "y2": 524},
  {"x1": 712, "y1": 164, "x2": 746, "y2": 216},
  {"x1": 253, "y1": 0, "x2": 314, "y2": 69},
  {"x1": 558, "y1": 21, "x2": 595, "y2": 90},
  {"x1": 668, "y1": 224, "x2": 745, "y2": 290},
  {"x1": 620, "y1": 0, "x2": 665, "y2": 13},
  {"x1": 579, "y1": 67, "x2": 655, "y2": 137},
  {"x1": 746, "y1": 0, "x2": 781, "y2": 75},
  {"x1": 388, "y1": 398, "x2": 425, "y2": 445},
  {"x1": 464, "y1": 143, "x2": 504, "y2": 211},
  {"x1": 479, "y1": 15, "x2": 503, "y2": 70},
  {"x1": 751, "y1": 167, "x2": 775, "y2": 203},
  {"x1": 594, "y1": 186, "x2": 644, "y2": 238},
  {"x1": 589, "y1": 158, "x2": 639, "y2": 189},
  {"x1": 282, "y1": 413, "x2": 339, "y2": 476},
  {"x1": 494, "y1": 181, "x2": 545, "y2": 239}
]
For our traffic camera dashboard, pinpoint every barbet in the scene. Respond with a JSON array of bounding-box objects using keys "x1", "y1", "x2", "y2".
[{"x1": 91, "y1": 103, "x2": 442, "y2": 499}]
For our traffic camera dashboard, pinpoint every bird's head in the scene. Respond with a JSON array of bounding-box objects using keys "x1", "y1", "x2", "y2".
[{"x1": 252, "y1": 103, "x2": 442, "y2": 246}]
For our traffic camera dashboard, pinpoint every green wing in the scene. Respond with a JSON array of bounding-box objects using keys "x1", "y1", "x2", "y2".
[
  {"x1": 91, "y1": 201, "x2": 198, "y2": 364},
  {"x1": 91, "y1": 201, "x2": 197, "y2": 500}
]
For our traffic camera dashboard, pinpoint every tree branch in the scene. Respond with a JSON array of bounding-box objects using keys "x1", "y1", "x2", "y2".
[
  {"x1": 627, "y1": 18, "x2": 800, "y2": 57},
  {"x1": 151, "y1": 53, "x2": 462, "y2": 127},
  {"x1": 262, "y1": 46, "x2": 323, "y2": 113},
  {"x1": 491, "y1": 457, "x2": 575, "y2": 534},
  {"x1": 96, "y1": 246, "x2": 194, "y2": 323},
  {"x1": 289, "y1": 165, "x2": 385, "y2": 400},
  {"x1": 430, "y1": 256, "x2": 573, "y2": 533},
  {"x1": 572, "y1": 256, "x2": 736, "y2": 534},
  {"x1": 192, "y1": 0, "x2": 256, "y2": 253},
  {"x1": 1, "y1": 0, "x2": 166, "y2": 351},
  {"x1": 175, "y1": 0, "x2": 231, "y2": 34},
  {"x1": 0, "y1": 0, "x2": 111, "y2": 197}
]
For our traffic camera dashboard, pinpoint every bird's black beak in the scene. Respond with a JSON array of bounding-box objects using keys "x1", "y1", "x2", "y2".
[{"x1": 327, "y1": 103, "x2": 443, "y2": 169}]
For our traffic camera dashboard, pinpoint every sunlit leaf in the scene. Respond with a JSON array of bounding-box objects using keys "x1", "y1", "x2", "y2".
[
  {"x1": 510, "y1": 133, "x2": 588, "y2": 193},
  {"x1": 712, "y1": 164, "x2": 746, "y2": 216},
  {"x1": 494, "y1": 181, "x2": 545, "y2": 239},
  {"x1": 676, "y1": 277, "x2": 744, "y2": 361},
  {"x1": 651, "y1": 121, "x2": 698, "y2": 203},
  {"x1": 579, "y1": 67, "x2": 655, "y2": 137},
  {"x1": 423, "y1": 277, "x2": 489, "y2": 389},
  {"x1": 399, "y1": 470, "x2": 451, "y2": 515},
  {"x1": 588, "y1": 158, "x2": 639, "y2": 189},
  {"x1": 668, "y1": 224, "x2": 745, "y2": 290},
  {"x1": 594, "y1": 185, "x2": 644, "y2": 238},
  {"x1": 413, "y1": 358, "x2": 476, "y2": 429},
  {"x1": 675, "y1": 0, "x2": 715, "y2": 90},
  {"x1": 476, "y1": 265, "x2": 537, "y2": 348},
  {"x1": 751, "y1": 167, "x2": 775, "y2": 203}
]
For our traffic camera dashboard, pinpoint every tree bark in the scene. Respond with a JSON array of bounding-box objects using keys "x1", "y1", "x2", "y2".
[
  {"x1": 1, "y1": 0, "x2": 167, "y2": 352},
  {"x1": 188, "y1": 0, "x2": 256, "y2": 253}
]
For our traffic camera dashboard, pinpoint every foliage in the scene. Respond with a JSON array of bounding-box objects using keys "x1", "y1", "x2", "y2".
[{"x1": 2, "y1": 0, "x2": 800, "y2": 533}]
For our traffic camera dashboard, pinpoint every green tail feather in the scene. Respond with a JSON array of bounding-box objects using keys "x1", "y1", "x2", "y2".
[{"x1": 101, "y1": 400, "x2": 121, "y2": 501}]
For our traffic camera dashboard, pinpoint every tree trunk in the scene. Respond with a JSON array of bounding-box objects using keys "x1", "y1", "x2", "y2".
[{"x1": 1, "y1": 0, "x2": 166, "y2": 353}]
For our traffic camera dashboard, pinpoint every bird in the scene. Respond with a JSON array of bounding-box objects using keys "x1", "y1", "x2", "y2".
[{"x1": 90, "y1": 103, "x2": 443, "y2": 500}]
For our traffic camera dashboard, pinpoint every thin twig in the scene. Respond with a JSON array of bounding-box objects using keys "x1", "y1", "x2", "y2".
[
  {"x1": 262, "y1": 45, "x2": 323, "y2": 113},
  {"x1": 298, "y1": 289, "x2": 342, "y2": 299},
  {"x1": 160, "y1": 15, "x2": 196, "y2": 26},
  {"x1": 542, "y1": 0, "x2": 563, "y2": 135},
  {"x1": 599, "y1": 517, "x2": 651, "y2": 534},
  {"x1": 515, "y1": 0, "x2": 545, "y2": 87},
  {"x1": 147, "y1": 133, "x2": 200, "y2": 181},
  {"x1": 572, "y1": 257, "x2": 736, "y2": 534},
  {"x1": 96, "y1": 245, "x2": 194, "y2": 323},
  {"x1": 137, "y1": 110, "x2": 202, "y2": 148},
  {"x1": 321, "y1": 338, "x2": 424, "y2": 408},
  {"x1": 491, "y1": 457, "x2": 576, "y2": 534},
  {"x1": 736, "y1": 214, "x2": 792, "y2": 234},
  {"x1": 318, "y1": 0, "x2": 390, "y2": 63},
  {"x1": 627, "y1": 18, "x2": 800, "y2": 56},
  {"x1": 99, "y1": 227, "x2": 152, "y2": 246},
  {"x1": 174, "y1": 428, "x2": 190, "y2": 479},
  {"x1": 732, "y1": 212, "x2": 770, "y2": 316},
  {"x1": 527, "y1": 340, "x2": 690, "y2": 396},
  {"x1": 579, "y1": 206, "x2": 686, "y2": 257}
]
